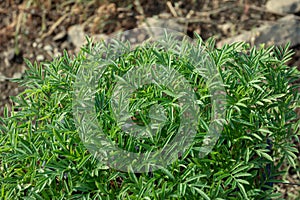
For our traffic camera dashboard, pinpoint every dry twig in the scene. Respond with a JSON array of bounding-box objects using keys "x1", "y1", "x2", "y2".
[
  {"x1": 41, "y1": 13, "x2": 68, "y2": 39},
  {"x1": 167, "y1": 1, "x2": 178, "y2": 17}
]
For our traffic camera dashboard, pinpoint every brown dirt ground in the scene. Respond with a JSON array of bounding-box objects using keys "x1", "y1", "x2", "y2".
[{"x1": 0, "y1": 0, "x2": 299, "y2": 198}]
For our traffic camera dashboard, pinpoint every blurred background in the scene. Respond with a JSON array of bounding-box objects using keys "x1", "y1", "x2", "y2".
[{"x1": 0, "y1": 0, "x2": 299, "y2": 198}]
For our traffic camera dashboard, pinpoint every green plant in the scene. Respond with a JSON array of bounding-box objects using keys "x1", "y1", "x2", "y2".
[{"x1": 0, "y1": 33, "x2": 299, "y2": 199}]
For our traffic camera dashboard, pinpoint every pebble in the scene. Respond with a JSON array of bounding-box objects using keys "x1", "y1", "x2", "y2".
[
  {"x1": 266, "y1": 0, "x2": 300, "y2": 14},
  {"x1": 93, "y1": 34, "x2": 108, "y2": 42},
  {"x1": 68, "y1": 25, "x2": 86, "y2": 52},
  {"x1": 6, "y1": 49, "x2": 15, "y2": 61},
  {"x1": 36, "y1": 55, "x2": 45, "y2": 61},
  {"x1": 217, "y1": 15, "x2": 300, "y2": 48},
  {"x1": 54, "y1": 52, "x2": 62, "y2": 58},
  {"x1": 43, "y1": 45, "x2": 53, "y2": 52},
  {"x1": 54, "y1": 48, "x2": 62, "y2": 58},
  {"x1": 32, "y1": 42, "x2": 37, "y2": 48},
  {"x1": 138, "y1": 16, "x2": 185, "y2": 33},
  {"x1": 12, "y1": 72, "x2": 22, "y2": 79}
]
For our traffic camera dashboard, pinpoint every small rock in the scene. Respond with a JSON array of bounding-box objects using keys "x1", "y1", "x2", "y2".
[
  {"x1": 36, "y1": 38, "x2": 42, "y2": 43},
  {"x1": 43, "y1": 45, "x2": 53, "y2": 52},
  {"x1": 32, "y1": 42, "x2": 37, "y2": 48},
  {"x1": 93, "y1": 34, "x2": 108, "y2": 42},
  {"x1": 54, "y1": 51, "x2": 62, "y2": 58},
  {"x1": 53, "y1": 48, "x2": 62, "y2": 58},
  {"x1": 21, "y1": 65, "x2": 27, "y2": 74},
  {"x1": 68, "y1": 25, "x2": 86, "y2": 52},
  {"x1": 6, "y1": 49, "x2": 15, "y2": 61},
  {"x1": 138, "y1": 16, "x2": 186, "y2": 33},
  {"x1": 217, "y1": 15, "x2": 300, "y2": 48},
  {"x1": 36, "y1": 55, "x2": 45, "y2": 61},
  {"x1": 13, "y1": 72, "x2": 22, "y2": 79},
  {"x1": 137, "y1": 16, "x2": 186, "y2": 42},
  {"x1": 266, "y1": 0, "x2": 300, "y2": 14}
]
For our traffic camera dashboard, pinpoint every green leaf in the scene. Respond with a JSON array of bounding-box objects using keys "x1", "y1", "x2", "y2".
[
  {"x1": 255, "y1": 150, "x2": 273, "y2": 162},
  {"x1": 192, "y1": 186, "x2": 210, "y2": 200},
  {"x1": 258, "y1": 128, "x2": 273, "y2": 135},
  {"x1": 237, "y1": 182, "x2": 248, "y2": 199}
]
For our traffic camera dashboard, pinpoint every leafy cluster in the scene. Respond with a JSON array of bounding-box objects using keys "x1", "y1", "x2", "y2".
[{"x1": 0, "y1": 34, "x2": 299, "y2": 199}]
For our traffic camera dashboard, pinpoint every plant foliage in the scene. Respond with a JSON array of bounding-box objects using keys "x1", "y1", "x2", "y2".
[{"x1": 0, "y1": 34, "x2": 299, "y2": 199}]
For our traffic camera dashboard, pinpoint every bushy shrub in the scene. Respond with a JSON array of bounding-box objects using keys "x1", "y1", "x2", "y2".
[{"x1": 0, "y1": 33, "x2": 299, "y2": 199}]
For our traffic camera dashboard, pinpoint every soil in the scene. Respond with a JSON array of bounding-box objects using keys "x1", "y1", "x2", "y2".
[{"x1": 0, "y1": 0, "x2": 299, "y2": 198}]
